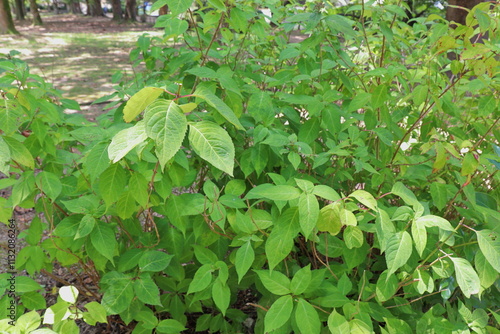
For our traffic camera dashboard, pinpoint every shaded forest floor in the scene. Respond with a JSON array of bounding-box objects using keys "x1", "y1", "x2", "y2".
[{"x1": 0, "y1": 14, "x2": 162, "y2": 116}]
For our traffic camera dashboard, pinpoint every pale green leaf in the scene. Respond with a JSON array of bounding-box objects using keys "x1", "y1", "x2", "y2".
[
  {"x1": 328, "y1": 310, "x2": 350, "y2": 334},
  {"x1": 156, "y1": 319, "x2": 187, "y2": 333},
  {"x1": 3, "y1": 136, "x2": 34, "y2": 169},
  {"x1": 317, "y1": 203, "x2": 342, "y2": 235},
  {"x1": 254, "y1": 270, "x2": 291, "y2": 295},
  {"x1": 123, "y1": 87, "x2": 163, "y2": 122},
  {"x1": 264, "y1": 295, "x2": 293, "y2": 333},
  {"x1": 108, "y1": 121, "x2": 148, "y2": 163},
  {"x1": 235, "y1": 241, "x2": 255, "y2": 283},
  {"x1": 411, "y1": 219, "x2": 427, "y2": 257},
  {"x1": 0, "y1": 136, "x2": 10, "y2": 174},
  {"x1": 313, "y1": 185, "x2": 341, "y2": 201},
  {"x1": 193, "y1": 85, "x2": 244, "y2": 130},
  {"x1": 84, "y1": 142, "x2": 110, "y2": 182},
  {"x1": 139, "y1": 251, "x2": 173, "y2": 272},
  {"x1": 74, "y1": 214, "x2": 96, "y2": 239},
  {"x1": 476, "y1": 229, "x2": 500, "y2": 273},
  {"x1": 344, "y1": 225, "x2": 364, "y2": 249},
  {"x1": 90, "y1": 223, "x2": 117, "y2": 264},
  {"x1": 188, "y1": 121, "x2": 235, "y2": 176},
  {"x1": 295, "y1": 298, "x2": 321, "y2": 334},
  {"x1": 144, "y1": 100, "x2": 187, "y2": 169},
  {"x1": 291, "y1": 264, "x2": 312, "y2": 295},
  {"x1": 133, "y1": 274, "x2": 162, "y2": 305},
  {"x1": 265, "y1": 208, "x2": 300, "y2": 269},
  {"x1": 187, "y1": 264, "x2": 213, "y2": 294},
  {"x1": 35, "y1": 171, "x2": 62, "y2": 201},
  {"x1": 376, "y1": 270, "x2": 398, "y2": 302},
  {"x1": 299, "y1": 193, "x2": 319, "y2": 239},
  {"x1": 116, "y1": 191, "x2": 137, "y2": 220},
  {"x1": 450, "y1": 257, "x2": 480, "y2": 298},
  {"x1": 83, "y1": 301, "x2": 108, "y2": 326},
  {"x1": 392, "y1": 182, "x2": 424, "y2": 216},
  {"x1": 386, "y1": 231, "x2": 412, "y2": 276},
  {"x1": 416, "y1": 215, "x2": 455, "y2": 232},
  {"x1": 98, "y1": 163, "x2": 127, "y2": 207},
  {"x1": 212, "y1": 279, "x2": 230, "y2": 315},
  {"x1": 349, "y1": 190, "x2": 378, "y2": 211}
]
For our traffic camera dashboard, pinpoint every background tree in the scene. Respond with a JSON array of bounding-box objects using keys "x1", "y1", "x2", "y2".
[
  {"x1": 29, "y1": 0, "x2": 43, "y2": 25},
  {"x1": 89, "y1": 0, "x2": 103, "y2": 16},
  {"x1": 446, "y1": 0, "x2": 484, "y2": 25},
  {"x1": 0, "y1": 0, "x2": 18, "y2": 34},
  {"x1": 14, "y1": 0, "x2": 26, "y2": 20},
  {"x1": 67, "y1": 0, "x2": 82, "y2": 14},
  {"x1": 124, "y1": 0, "x2": 136, "y2": 21},
  {"x1": 111, "y1": 0, "x2": 122, "y2": 20}
]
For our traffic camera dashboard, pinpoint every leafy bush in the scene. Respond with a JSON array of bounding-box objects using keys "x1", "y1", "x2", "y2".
[{"x1": 1, "y1": 0, "x2": 500, "y2": 333}]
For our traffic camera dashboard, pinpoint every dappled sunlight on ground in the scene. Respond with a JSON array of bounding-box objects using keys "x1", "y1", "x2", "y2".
[{"x1": 1, "y1": 14, "x2": 162, "y2": 106}]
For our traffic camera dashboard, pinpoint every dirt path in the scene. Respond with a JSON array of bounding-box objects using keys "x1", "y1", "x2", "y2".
[{"x1": 1, "y1": 14, "x2": 161, "y2": 117}]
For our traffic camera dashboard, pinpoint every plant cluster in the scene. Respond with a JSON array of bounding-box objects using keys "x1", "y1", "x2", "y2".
[{"x1": 1, "y1": 0, "x2": 500, "y2": 333}]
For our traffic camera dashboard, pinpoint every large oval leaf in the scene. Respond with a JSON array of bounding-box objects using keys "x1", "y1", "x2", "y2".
[
  {"x1": 144, "y1": 100, "x2": 187, "y2": 169},
  {"x1": 123, "y1": 87, "x2": 163, "y2": 122},
  {"x1": 188, "y1": 121, "x2": 235, "y2": 176},
  {"x1": 108, "y1": 121, "x2": 147, "y2": 163},
  {"x1": 450, "y1": 257, "x2": 480, "y2": 298},
  {"x1": 264, "y1": 295, "x2": 293, "y2": 333},
  {"x1": 385, "y1": 231, "x2": 412, "y2": 276}
]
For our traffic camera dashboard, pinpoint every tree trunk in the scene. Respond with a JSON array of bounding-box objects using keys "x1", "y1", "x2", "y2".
[
  {"x1": 111, "y1": 0, "x2": 122, "y2": 20},
  {"x1": 446, "y1": 0, "x2": 483, "y2": 26},
  {"x1": 0, "y1": 0, "x2": 18, "y2": 34},
  {"x1": 90, "y1": 0, "x2": 103, "y2": 16},
  {"x1": 29, "y1": 0, "x2": 43, "y2": 25},
  {"x1": 69, "y1": 1, "x2": 82, "y2": 14},
  {"x1": 124, "y1": 0, "x2": 136, "y2": 21},
  {"x1": 14, "y1": 0, "x2": 25, "y2": 20}
]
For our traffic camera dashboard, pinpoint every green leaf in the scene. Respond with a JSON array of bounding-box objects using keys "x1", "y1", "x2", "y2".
[
  {"x1": 108, "y1": 121, "x2": 148, "y2": 163},
  {"x1": 187, "y1": 264, "x2": 213, "y2": 294},
  {"x1": 344, "y1": 225, "x2": 364, "y2": 249},
  {"x1": 3, "y1": 136, "x2": 34, "y2": 169},
  {"x1": 84, "y1": 142, "x2": 111, "y2": 182},
  {"x1": 392, "y1": 182, "x2": 424, "y2": 216},
  {"x1": 298, "y1": 193, "x2": 319, "y2": 239},
  {"x1": 461, "y1": 152, "x2": 479, "y2": 176},
  {"x1": 35, "y1": 171, "x2": 62, "y2": 201},
  {"x1": 129, "y1": 173, "x2": 149, "y2": 208},
  {"x1": 376, "y1": 270, "x2": 398, "y2": 302},
  {"x1": 328, "y1": 310, "x2": 350, "y2": 334},
  {"x1": 123, "y1": 87, "x2": 163, "y2": 122},
  {"x1": 317, "y1": 203, "x2": 342, "y2": 235},
  {"x1": 245, "y1": 184, "x2": 300, "y2": 201},
  {"x1": 139, "y1": 251, "x2": 173, "y2": 272},
  {"x1": 349, "y1": 190, "x2": 377, "y2": 211},
  {"x1": 193, "y1": 85, "x2": 244, "y2": 130},
  {"x1": 411, "y1": 219, "x2": 427, "y2": 257},
  {"x1": 476, "y1": 229, "x2": 500, "y2": 273},
  {"x1": 371, "y1": 84, "x2": 388, "y2": 108},
  {"x1": 83, "y1": 301, "x2": 108, "y2": 326},
  {"x1": 247, "y1": 91, "x2": 275, "y2": 125},
  {"x1": 265, "y1": 208, "x2": 301, "y2": 269},
  {"x1": 264, "y1": 295, "x2": 293, "y2": 333},
  {"x1": 450, "y1": 257, "x2": 480, "y2": 298},
  {"x1": 430, "y1": 182, "x2": 448, "y2": 211},
  {"x1": 235, "y1": 241, "x2": 255, "y2": 283},
  {"x1": 254, "y1": 270, "x2": 291, "y2": 295},
  {"x1": 291, "y1": 264, "x2": 312, "y2": 295},
  {"x1": 212, "y1": 279, "x2": 230, "y2": 315},
  {"x1": 188, "y1": 121, "x2": 235, "y2": 176},
  {"x1": 295, "y1": 298, "x2": 321, "y2": 334},
  {"x1": 144, "y1": 100, "x2": 188, "y2": 169},
  {"x1": 133, "y1": 274, "x2": 162, "y2": 306},
  {"x1": 386, "y1": 231, "x2": 412, "y2": 276},
  {"x1": 74, "y1": 214, "x2": 96, "y2": 239},
  {"x1": 415, "y1": 215, "x2": 455, "y2": 232},
  {"x1": 16, "y1": 276, "x2": 42, "y2": 293},
  {"x1": 101, "y1": 281, "x2": 134, "y2": 314},
  {"x1": 156, "y1": 319, "x2": 187, "y2": 333},
  {"x1": 90, "y1": 223, "x2": 117, "y2": 264},
  {"x1": 98, "y1": 163, "x2": 127, "y2": 207},
  {"x1": 0, "y1": 136, "x2": 10, "y2": 174},
  {"x1": 313, "y1": 185, "x2": 341, "y2": 201},
  {"x1": 116, "y1": 191, "x2": 137, "y2": 220},
  {"x1": 21, "y1": 291, "x2": 47, "y2": 310},
  {"x1": 475, "y1": 251, "x2": 497, "y2": 291}
]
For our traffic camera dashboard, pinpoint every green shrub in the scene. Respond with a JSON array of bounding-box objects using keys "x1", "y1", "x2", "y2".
[{"x1": 1, "y1": 0, "x2": 500, "y2": 333}]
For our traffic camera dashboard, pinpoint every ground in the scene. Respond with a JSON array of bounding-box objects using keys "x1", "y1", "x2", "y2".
[{"x1": 0, "y1": 14, "x2": 162, "y2": 118}]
